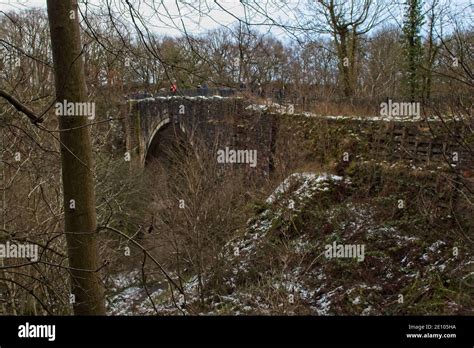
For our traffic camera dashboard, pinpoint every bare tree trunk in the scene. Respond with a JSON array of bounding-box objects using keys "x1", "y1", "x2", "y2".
[
  {"x1": 47, "y1": 0, "x2": 105, "y2": 315},
  {"x1": 335, "y1": 30, "x2": 354, "y2": 98}
]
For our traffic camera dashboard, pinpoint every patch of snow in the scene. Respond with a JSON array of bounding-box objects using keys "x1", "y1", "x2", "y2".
[
  {"x1": 292, "y1": 236, "x2": 312, "y2": 254},
  {"x1": 109, "y1": 271, "x2": 140, "y2": 291},
  {"x1": 266, "y1": 172, "x2": 343, "y2": 204},
  {"x1": 108, "y1": 286, "x2": 142, "y2": 315},
  {"x1": 314, "y1": 293, "x2": 332, "y2": 315},
  {"x1": 313, "y1": 286, "x2": 343, "y2": 315},
  {"x1": 428, "y1": 240, "x2": 446, "y2": 253},
  {"x1": 361, "y1": 305, "x2": 373, "y2": 315},
  {"x1": 245, "y1": 104, "x2": 268, "y2": 111}
]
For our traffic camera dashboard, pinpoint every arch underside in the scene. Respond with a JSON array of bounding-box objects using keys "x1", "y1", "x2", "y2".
[{"x1": 144, "y1": 120, "x2": 189, "y2": 168}]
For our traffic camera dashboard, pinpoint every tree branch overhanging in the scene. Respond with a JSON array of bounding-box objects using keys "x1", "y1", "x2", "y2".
[{"x1": 0, "y1": 89, "x2": 44, "y2": 124}]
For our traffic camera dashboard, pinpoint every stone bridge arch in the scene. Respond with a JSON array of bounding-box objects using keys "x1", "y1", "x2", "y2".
[
  {"x1": 144, "y1": 116, "x2": 191, "y2": 167},
  {"x1": 124, "y1": 96, "x2": 279, "y2": 175},
  {"x1": 124, "y1": 97, "x2": 189, "y2": 167},
  {"x1": 124, "y1": 96, "x2": 273, "y2": 170}
]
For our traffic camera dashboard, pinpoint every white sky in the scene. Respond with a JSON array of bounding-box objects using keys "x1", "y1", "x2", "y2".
[
  {"x1": 0, "y1": 0, "x2": 472, "y2": 39},
  {"x1": 0, "y1": 0, "x2": 263, "y2": 36}
]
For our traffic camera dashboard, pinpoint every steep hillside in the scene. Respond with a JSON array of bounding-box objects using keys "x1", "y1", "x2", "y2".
[{"x1": 107, "y1": 163, "x2": 473, "y2": 315}]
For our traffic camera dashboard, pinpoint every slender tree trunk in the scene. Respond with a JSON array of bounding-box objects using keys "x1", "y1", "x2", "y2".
[{"x1": 47, "y1": 0, "x2": 105, "y2": 315}]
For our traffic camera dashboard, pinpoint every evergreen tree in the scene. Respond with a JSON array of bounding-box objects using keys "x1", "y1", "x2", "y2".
[{"x1": 401, "y1": 0, "x2": 425, "y2": 101}]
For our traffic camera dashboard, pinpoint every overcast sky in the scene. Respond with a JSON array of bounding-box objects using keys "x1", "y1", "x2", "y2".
[
  {"x1": 0, "y1": 0, "x2": 256, "y2": 36},
  {"x1": 0, "y1": 0, "x2": 472, "y2": 39}
]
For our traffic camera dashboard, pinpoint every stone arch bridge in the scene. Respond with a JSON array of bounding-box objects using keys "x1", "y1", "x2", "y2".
[
  {"x1": 123, "y1": 96, "x2": 473, "y2": 174},
  {"x1": 123, "y1": 96, "x2": 277, "y2": 173}
]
